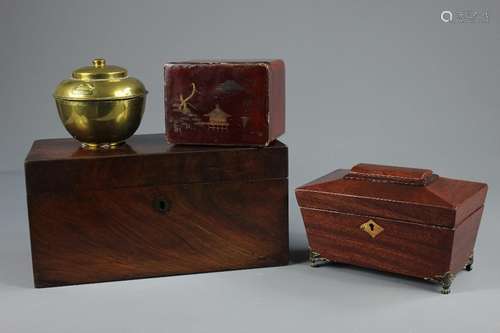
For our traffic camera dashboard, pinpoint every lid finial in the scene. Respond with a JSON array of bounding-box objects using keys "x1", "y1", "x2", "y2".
[{"x1": 92, "y1": 58, "x2": 106, "y2": 68}]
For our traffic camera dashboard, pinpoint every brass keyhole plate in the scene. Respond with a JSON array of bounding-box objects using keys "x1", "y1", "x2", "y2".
[{"x1": 360, "y1": 219, "x2": 384, "y2": 238}]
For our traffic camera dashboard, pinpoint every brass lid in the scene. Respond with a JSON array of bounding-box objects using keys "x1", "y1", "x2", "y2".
[
  {"x1": 72, "y1": 58, "x2": 127, "y2": 80},
  {"x1": 54, "y1": 58, "x2": 147, "y2": 101}
]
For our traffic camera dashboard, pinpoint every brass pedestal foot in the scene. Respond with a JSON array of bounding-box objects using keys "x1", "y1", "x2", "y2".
[
  {"x1": 465, "y1": 254, "x2": 474, "y2": 271},
  {"x1": 309, "y1": 249, "x2": 330, "y2": 267},
  {"x1": 81, "y1": 141, "x2": 124, "y2": 150}
]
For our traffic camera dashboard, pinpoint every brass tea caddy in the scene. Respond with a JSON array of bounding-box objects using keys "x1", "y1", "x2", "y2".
[{"x1": 53, "y1": 58, "x2": 148, "y2": 149}]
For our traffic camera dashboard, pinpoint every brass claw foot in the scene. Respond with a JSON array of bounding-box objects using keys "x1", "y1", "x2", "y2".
[
  {"x1": 440, "y1": 272, "x2": 455, "y2": 295},
  {"x1": 427, "y1": 272, "x2": 455, "y2": 294},
  {"x1": 465, "y1": 254, "x2": 474, "y2": 271},
  {"x1": 309, "y1": 249, "x2": 330, "y2": 267}
]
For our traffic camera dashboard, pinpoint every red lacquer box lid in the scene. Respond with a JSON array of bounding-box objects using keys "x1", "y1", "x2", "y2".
[{"x1": 164, "y1": 59, "x2": 285, "y2": 146}]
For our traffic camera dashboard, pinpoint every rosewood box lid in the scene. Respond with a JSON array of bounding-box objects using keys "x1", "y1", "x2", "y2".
[
  {"x1": 25, "y1": 134, "x2": 288, "y2": 195},
  {"x1": 296, "y1": 163, "x2": 487, "y2": 228}
]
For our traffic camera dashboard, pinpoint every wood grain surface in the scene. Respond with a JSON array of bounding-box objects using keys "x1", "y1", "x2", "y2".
[
  {"x1": 296, "y1": 168, "x2": 487, "y2": 228},
  {"x1": 301, "y1": 207, "x2": 483, "y2": 279},
  {"x1": 25, "y1": 134, "x2": 288, "y2": 287},
  {"x1": 296, "y1": 163, "x2": 488, "y2": 284}
]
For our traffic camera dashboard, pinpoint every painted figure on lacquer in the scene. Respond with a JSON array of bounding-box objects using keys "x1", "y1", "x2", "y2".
[{"x1": 171, "y1": 80, "x2": 247, "y2": 133}]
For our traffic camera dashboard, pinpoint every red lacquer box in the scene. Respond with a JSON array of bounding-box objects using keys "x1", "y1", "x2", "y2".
[{"x1": 164, "y1": 59, "x2": 285, "y2": 146}]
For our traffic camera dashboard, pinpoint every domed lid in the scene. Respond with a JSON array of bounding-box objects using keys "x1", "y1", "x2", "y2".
[
  {"x1": 72, "y1": 58, "x2": 127, "y2": 80},
  {"x1": 54, "y1": 58, "x2": 147, "y2": 100}
]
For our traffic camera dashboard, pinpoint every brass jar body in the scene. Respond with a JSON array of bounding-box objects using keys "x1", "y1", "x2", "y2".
[
  {"x1": 53, "y1": 58, "x2": 147, "y2": 148},
  {"x1": 55, "y1": 97, "x2": 146, "y2": 148}
]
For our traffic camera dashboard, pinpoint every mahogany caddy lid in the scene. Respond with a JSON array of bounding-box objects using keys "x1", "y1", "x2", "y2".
[
  {"x1": 296, "y1": 163, "x2": 487, "y2": 228},
  {"x1": 25, "y1": 134, "x2": 287, "y2": 195}
]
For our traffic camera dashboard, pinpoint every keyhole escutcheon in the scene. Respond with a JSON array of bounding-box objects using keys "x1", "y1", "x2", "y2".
[
  {"x1": 360, "y1": 219, "x2": 384, "y2": 239},
  {"x1": 153, "y1": 197, "x2": 170, "y2": 214}
]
